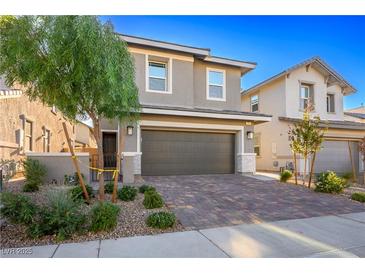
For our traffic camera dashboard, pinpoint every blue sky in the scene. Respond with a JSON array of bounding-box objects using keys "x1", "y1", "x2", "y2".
[{"x1": 100, "y1": 16, "x2": 365, "y2": 110}]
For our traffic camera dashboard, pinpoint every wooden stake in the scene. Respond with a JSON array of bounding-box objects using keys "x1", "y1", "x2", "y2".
[
  {"x1": 308, "y1": 151, "x2": 317, "y2": 189},
  {"x1": 348, "y1": 141, "x2": 357, "y2": 183},
  {"x1": 62, "y1": 122, "x2": 90, "y2": 202},
  {"x1": 293, "y1": 151, "x2": 298, "y2": 185}
]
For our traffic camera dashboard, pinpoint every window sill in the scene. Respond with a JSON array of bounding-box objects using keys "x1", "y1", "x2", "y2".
[
  {"x1": 207, "y1": 97, "x2": 226, "y2": 102},
  {"x1": 146, "y1": 89, "x2": 172, "y2": 95}
]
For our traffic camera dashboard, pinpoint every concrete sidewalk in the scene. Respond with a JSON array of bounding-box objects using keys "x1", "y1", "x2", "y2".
[{"x1": 1, "y1": 212, "x2": 364, "y2": 258}]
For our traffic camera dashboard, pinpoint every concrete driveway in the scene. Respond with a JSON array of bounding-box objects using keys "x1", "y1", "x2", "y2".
[{"x1": 143, "y1": 174, "x2": 365, "y2": 229}]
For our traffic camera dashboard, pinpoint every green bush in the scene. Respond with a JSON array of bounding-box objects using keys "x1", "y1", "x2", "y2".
[
  {"x1": 143, "y1": 190, "x2": 164, "y2": 209},
  {"x1": 64, "y1": 172, "x2": 86, "y2": 186},
  {"x1": 138, "y1": 184, "x2": 156, "y2": 194},
  {"x1": 89, "y1": 202, "x2": 120, "y2": 232},
  {"x1": 0, "y1": 192, "x2": 37, "y2": 224},
  {"x1": 351, "y1": 192, "x2": 365, "y2": 203},
  {"x1": 23, "y1": 181, "x2": 40, "y2": 192},
  {"x1": 69, "y1": 184, "x2": 94, "y2": 202},
  {"x1": 280, "y1": 170, "x2": 292, "y2": 182},
  {"x1": 146, "y1": 212, "x2": 176, "y2": 229},
  {"x1": 28, "y1": 190, "x2": 87, "y2": 241},
  {"x1": 23, "y1": 159, "x2": 46, "y2": 192},
  {"x1": 104, "y1": 181, "x2": 115, "y2": 194},
  {"x1": 315, "y1": 171, "x2": 346, "y2": 194},
  {"x1": 117, "y1": 186, "x2": 137, "y2": 201}
]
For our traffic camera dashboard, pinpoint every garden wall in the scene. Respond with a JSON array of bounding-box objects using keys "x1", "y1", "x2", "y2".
[{"x1": 26, "y1": 152, "x2": 90, "y2": 184}]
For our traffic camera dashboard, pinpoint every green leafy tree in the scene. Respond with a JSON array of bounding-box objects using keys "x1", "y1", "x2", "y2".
[
  {"x1": 288, "y1": 106, "x2": 326, "y2": 187},
  {"x1": 0, "y1": 16, "x2": 140, "y2": 200}
]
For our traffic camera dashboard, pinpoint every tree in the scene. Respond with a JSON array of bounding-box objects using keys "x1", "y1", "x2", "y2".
[
  {"x1": 360, "y1": 137, "x2": 365, "y2": 184},
  {"x1": 0, "y1": 16, "x2": 140, "y2": 200},
  {"x1": 288, "y1": 106, "x2": 326, "y2": 187}
]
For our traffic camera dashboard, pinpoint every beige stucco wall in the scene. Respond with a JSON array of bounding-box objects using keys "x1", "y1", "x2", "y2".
[{"x1": 0, "y1": 93, "x2": 74, "y2": 163}]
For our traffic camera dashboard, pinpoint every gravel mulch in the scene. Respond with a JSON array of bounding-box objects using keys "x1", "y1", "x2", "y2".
[{"x1": 0, "y1": 181, "x2": 185, "y2": 249}]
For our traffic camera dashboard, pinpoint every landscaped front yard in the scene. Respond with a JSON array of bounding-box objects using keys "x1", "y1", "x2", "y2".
[{"x1": 0, "y1": 179, "x2": 184, "y2": 249}]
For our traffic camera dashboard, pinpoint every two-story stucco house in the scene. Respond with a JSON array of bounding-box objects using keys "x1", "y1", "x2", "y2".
[
  {"x1": 100, "y1": 34, "x2": 271, "y2": 181},
  {"x1": 241, "y1": 57, "x2": 365, "y2": 183}
]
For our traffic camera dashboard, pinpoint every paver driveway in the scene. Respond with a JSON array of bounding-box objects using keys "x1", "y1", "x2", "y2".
[{"x1": 143, "y1": 174, "x2": 365, "y2": 229}]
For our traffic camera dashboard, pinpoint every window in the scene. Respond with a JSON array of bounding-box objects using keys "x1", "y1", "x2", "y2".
[
  {"x1": 148, "y1": 61, "x2": 168, "y2": 92},
  {"x1": 43, "y1": 128, "x2": 51, "y2": 152},
  {"x1": 300, "y1": 84, "x2": 314, "y2": 110},
  {"x1": 327, "y1": 93, "x2": 335, "y2": 113},
  {"x1": 51, "y1": 105, "x2": 57, "y2": 114},
  {"x1": 251, "y1": 95, "x2": 259, "y2": 112},
  {"x1": 254, "y1": 133, "x2": 261, "y2": 156},
  {"x1": 207, "y1": 69, "x2": 225, "y2": 101},
  {"x1": 24, "y1": 120, "x2": 33, "y2": 151}
]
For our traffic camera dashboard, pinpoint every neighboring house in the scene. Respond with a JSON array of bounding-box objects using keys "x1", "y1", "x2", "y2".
[
  {"x1": 100, "y1": 34, "x2": 271, "y2": 181},
  {"x1": 74, "y1": 121, "x2": 96, "y2": 151},
  {"x1": 241, "y1": 57, "x2": 365, "y2": 182},
  {"x1": 345, "y1": 105, "x2": 365, "y2": 123},
  {"x1": 0, "y1": 76, "x2": 76, "y2": 170}
]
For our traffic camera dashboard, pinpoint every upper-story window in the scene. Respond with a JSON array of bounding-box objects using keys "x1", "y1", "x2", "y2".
[
  {"x1": 146, "y1": 55, "x2": 172, "y2": 94},
  {"x1": 24, "y1": 119, "x2": 33, "y2": 151},
  {"x1": 207, "y1": 68, "x2": 226, "y2": 101},
  {"x1": 326, "y1": 93, "x2": 335, "y2": 113},
  {"x1": 43, "y1": 127, "x2": 51, "y2": 152},
  {"x1": 250, "y1": 94, "x2": 259, "y2": 112},
  {"x1": 300, "y1": 84, "x2": 314, "y2": 111}
]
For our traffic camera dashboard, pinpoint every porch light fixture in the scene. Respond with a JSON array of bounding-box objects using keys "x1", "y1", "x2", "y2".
[
  {"x1": 127, "y1": 125, "x2": 134, "y2": 136},
  {"x1": 247, "y1": 131, "x2": 254, "y2": 140}
]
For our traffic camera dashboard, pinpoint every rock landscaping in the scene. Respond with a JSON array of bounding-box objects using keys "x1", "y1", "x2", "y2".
[{"x1": 0, "y1": 180, "x2": 184, "y2": 249}]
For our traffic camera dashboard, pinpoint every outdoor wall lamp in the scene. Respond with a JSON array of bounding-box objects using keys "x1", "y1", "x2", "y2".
[
  {"x1": 127, "y1": 125, "x2": 134, "y2": 136},
  {"x1": 247, "y1": 131, "x2": 254, "y2": 140}
]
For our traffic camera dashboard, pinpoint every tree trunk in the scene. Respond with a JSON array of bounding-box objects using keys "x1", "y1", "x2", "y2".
[
  {"x1": 92, "y1": 118, "x2": 105, "y2": 201},
  {"x1": 293, "y1": 151, "x2": 298, "y2": 185},
  {"x1": 303, "y1": 156, "x2": 307, "y2": 185},
  {"x1": 308, "y1": 151, "x2": 317, "y2": 189}
]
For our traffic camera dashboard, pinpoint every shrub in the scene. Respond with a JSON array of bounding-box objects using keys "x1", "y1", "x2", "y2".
[
  {"x1": 104, "y1": 181, "x2": 115, "y2": 194},
  {"x1": 280, "y1": 170, "x2": 292, "y2": 182},
  {"x1": 23, "y1": 159, "x2": 46, "y2": 191},
  {"x1": 69, "y1": 184, "x2": 94, "y2": 202},
  {"x1": 0, "y1": 192, "x2": 37, "y2": 224},
  {"x1": 351, "y1": 192, "x2": 365, "y2": 203},
  {"x1": 117, "y1": 186, "x2": 137, "y2": 201},
  {"x1": 89, "y1": 202, "x2": 120, "y2": 232},
  {"x1": 138, "y1": 184, "x2": 156, "y2": 194},
  {"x1": 315, "y1": 171, "x2": 346, "y2": 194},
  {"x1": 64, "y1": 172, "x2": 86, "y2": 186},
  {"x1": 143, "y1": 190, "x2": 164, "y2": 209},
  {"x1": 28, "y1": 190, "x2": 87, "y2": 241},
  {"x1": 23, "y1": 181, "x2": 40, "y2": 192},
  {"x1": 146, "y1": 212, "x2": 176, "y2": 229}
]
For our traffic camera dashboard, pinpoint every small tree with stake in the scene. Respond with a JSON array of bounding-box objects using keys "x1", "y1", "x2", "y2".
[
  {"x1": 288, "y1": 105, "x2": 325, "y2": 187},
  {"x1": 0, "y1": 16, "x2": 140, "y2": 200}
]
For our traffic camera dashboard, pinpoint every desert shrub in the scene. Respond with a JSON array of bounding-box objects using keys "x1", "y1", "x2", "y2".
[
  {"x1": 117, "y1": 186, "x2": 137, "y2": 201},
  {"x1": 351, "y1": 192, "x2": 365, "y2": 203},
  {"x1": 143, "y1": 190, "x2": 164, "y2": 209},
  {"x1": 0, "y1": 192, "x2": 37, "y2": 224},
  {"x1": 89, "y1": 202, "x2": 120, "y2": 232},
  {"x1": 280, "y1": 170, "x2": 292, "y2": 182},
  {"x1": 315, "y1": 171, "x2": 346, "y2": 194},
  {"x1": 138, "y1": 184, "x2": 156, "y2": 193},
  {"x1": 104, "y1": 181, "x2": 115, "y2": 194},
  {"x1": 146, "y1": 212, "x2": 176, "y2": 229},
  {"x1": 23, "y1": 159, "x2": 46, "y2": 192},
  {"x1": 23, "y1": 181, "x2": 40, "y2": 192},
  {"x1": 64, "y1": 172, "x2": 86, "y2": 186},
  {"x1": 69, "y1": 184, "x2": 94, "y2": 202},
  {"x1": 28, "y1": 190, "x2": 87, "y2": 240}
]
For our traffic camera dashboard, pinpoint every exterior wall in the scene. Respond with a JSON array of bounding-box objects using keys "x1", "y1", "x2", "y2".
[
  {"x1": 26, "y1": 152, "x2": 90, "y2": 184},
  {"x1": 285, "y1": 66, "x2": 344, "y2": 120},
  {"x1": 130, "y1": 47, "x2": 242, "y2": 111},
  {"x1": 75, "y1": 122, "x2": 96, "y2": 148},
  {"x1": 0, "y1": 93, "x2": 74, "y2": 164}
]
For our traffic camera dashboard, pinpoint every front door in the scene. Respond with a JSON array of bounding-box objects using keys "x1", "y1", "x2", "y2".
[{"x1": 102, "y1": 132, "x2": 117, "y2": 168}]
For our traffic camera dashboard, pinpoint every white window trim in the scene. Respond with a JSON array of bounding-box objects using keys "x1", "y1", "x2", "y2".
[
  {"x1": 300, "y1": 84, "x2": 310, "y2": 111},
  {"x1": 43, "y1": 127, "x2": 51, "y2": 153},
  {"x1": 326, "y1": 93, "x2": 336, "y2": 114},
  {"x1": 145, "y1": 55, "x2": 172, "y2": 94},
  {"x1": 250, "y1": 94, "x2": 259, "y2": 112},
  {"x1": 206, "y1": 68, "x2": 226, "y2": 102},
  {"x1": 23, "y1": 118, "x2": 33, "y2": 152}
]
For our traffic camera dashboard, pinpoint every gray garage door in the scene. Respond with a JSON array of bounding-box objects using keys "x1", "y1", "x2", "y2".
[
  {"x1": 141, "y1": 130, "x2": 235, "y2": 176},
  {"x1": 314, "y1": 140, "x2": 359, "y2": 175}
]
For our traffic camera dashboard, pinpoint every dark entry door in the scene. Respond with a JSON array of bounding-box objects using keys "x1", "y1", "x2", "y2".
[
  {"x1": 102, "y1": 132, "x2": 117, "y2": 168},
  {"x1": 141, "y1": 130, "x2": 235, "y2": 176}
]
